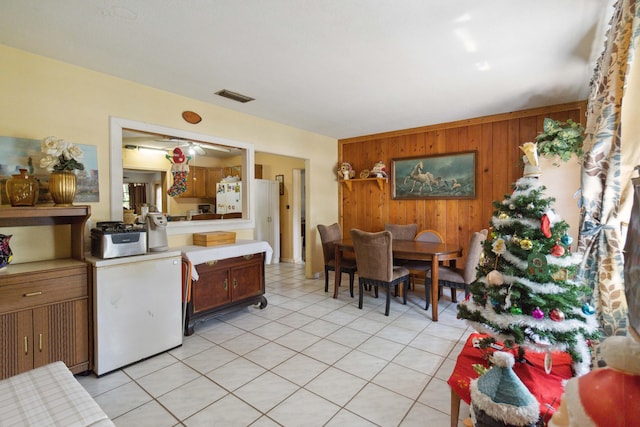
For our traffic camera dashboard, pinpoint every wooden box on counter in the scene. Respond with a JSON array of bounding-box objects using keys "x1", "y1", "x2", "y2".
[{"x1": 193, "y1": 231, "x2": 236, "y2": 247}]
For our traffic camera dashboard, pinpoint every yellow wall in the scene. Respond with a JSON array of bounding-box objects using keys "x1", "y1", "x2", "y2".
[{"x1": 0, "y1": 44, "x2": 337, "y2": 277}]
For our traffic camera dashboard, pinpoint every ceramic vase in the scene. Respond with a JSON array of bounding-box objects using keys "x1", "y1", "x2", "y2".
[
  {"x1": 48, "y1": 171, "x2": 77, "y2": 206},
  {"x1": 0, "y1": 234, "x2": 13, "y2": 270},
  {"x1": 6, "y1": 169, "x2": 39, "y2": 206}
]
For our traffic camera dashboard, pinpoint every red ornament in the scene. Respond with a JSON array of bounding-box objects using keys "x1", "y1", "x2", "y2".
[
  {"x1": 551, "y1": 244, "x2": 565, "y2": 257},
  {"x1": 550, "y1": 308, "x2": 565, "y2": 321},
  {"x1": 541, "y1": 214, "x2": 552, "y2": 238}
]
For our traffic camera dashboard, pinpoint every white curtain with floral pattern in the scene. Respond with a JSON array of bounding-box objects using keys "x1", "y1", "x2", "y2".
[{"x1": 578, "y1": 0, "x2": 640, "y2": 338}]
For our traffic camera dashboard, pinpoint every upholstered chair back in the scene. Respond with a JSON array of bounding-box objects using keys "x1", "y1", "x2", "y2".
[
  {"x1": 414, "y1": 229, "x2": 444, "y2": 243},
  {"x1": 317, "y1": 223, "x2": 342, "y2": 263},
  {"x1": 350, "y1": 229, "x2": 393, "y2": 282},
  {"x1": 384, "y1": 223, "x2": 417, "y2": 240},
  {"x1": 463, "y1": 229, "x2": 488, "y2": 284}
]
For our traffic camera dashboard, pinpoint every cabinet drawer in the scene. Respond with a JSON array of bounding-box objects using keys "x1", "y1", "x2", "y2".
[
  {"x1": 0, "y1": 272, "x2": 87, "y2": 313},
  {"x1": 194, "y1": 253, "x2": 264, "y2": 274}
]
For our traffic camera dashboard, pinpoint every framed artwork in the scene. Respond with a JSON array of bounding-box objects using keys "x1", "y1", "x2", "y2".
[
  {"x1": 391, "y1": 151, "x2": 476, "y2": 199},
  {"x1": 0, "y1": 136, "x2": 100, "y2": 204},
  {"x1": 275, "y1": 174, "x2": 284, "y2": 195}
]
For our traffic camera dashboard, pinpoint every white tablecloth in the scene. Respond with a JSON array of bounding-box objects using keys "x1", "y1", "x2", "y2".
[
  {"x1": 0, "y1": 361, "x2": 114, "y2": 426},
  {"x1": 179, "y1": 239, "x2": 273, "y2": 280}
]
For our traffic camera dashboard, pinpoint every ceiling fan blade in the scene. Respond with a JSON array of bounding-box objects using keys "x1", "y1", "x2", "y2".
[
  {"x1": 197, "y1": 143, "x2": 231, "y2": 153},
  {"x1": 153, "y1": 137, "x2": 231, "y2": 154}
]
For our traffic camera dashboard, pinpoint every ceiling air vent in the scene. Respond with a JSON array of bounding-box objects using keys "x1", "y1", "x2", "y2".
[{"x1": 215, "y1": 89, "x2": 255, "y2": 103}]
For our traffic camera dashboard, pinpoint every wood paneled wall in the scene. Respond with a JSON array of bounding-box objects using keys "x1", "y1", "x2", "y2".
[{"x1": 338, "y1": 101, "x2": 587, "y2": 260}]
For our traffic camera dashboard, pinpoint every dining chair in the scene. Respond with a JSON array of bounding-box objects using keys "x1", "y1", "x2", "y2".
[
  {"x1": 404, "y1": 229, "x2": 444, "y2": 290},
  {"x1": 181, "y1": 257, "x2": 192, "y2": 335},
  {"x1": 350, "y1": 229, "x2": 411, "y2": 316},
  {"x1": 317, "y1": 223, "x2": 357, "y2": 297},
  {"x1": 384, "y1": 223, "x2": 418, "y2": 240},
  {"x1": 424, "y1": 229, "x2": 488, "y2": 309},
  {"x1": 384, "y1": 223, "x2": 418, "y2": 267}
]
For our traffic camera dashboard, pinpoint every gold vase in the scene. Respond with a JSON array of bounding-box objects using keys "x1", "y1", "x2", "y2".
[
  {"x1": 6, "y1": 169, "x2": 39, "y2": 206},
  {"x1": 48, "y1": 171, "x2": 77, "y2": 206}
]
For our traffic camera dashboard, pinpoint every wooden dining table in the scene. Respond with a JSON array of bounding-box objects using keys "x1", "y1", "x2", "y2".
[{"x1": 334, "y1": 239, "x2": 462, "y2": 321}]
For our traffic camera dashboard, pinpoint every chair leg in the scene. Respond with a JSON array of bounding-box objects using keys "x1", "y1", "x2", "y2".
[
  {"x1": 324, "y1": 266, "x2": 329, "y2": 292},
  {"x1": 402, "y1": 279, "x2": 409, "y2": 305},
  {"x1": 358, "y1": 279, "x2": 364, "y2": 309},
  {"x1": 424, "y1": 279, "x2": 431, "y2": 310},
  {"x1": 349, "y1": 271, "x2": 355, "y2": 298},
  {"x1": 385, "y1": 286, "x2": 391, "y2": 316},
  {"x1": 451, "y1": 287, "x2": 457, "y2": 303}
]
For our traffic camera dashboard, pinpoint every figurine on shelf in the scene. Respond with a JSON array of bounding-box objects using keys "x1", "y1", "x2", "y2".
[
  {"x1": 337, "y1": 162, "x2": 355, "y2": 180},
  {"x1": 369, "y1": 160, "x2": 388, "y2": 178},
  {"x1": 0, "y1": 234, "x2": 13, "y2": 270}
]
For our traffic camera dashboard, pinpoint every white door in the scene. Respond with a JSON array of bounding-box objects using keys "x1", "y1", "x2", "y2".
[{"x1": 254, "y1": 179, "x2": 280, "y2": 263}]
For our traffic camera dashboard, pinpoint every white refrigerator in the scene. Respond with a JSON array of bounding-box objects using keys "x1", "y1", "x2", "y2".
[
  {"x1": 216, "y1": 181, "x2": 242, "y2": 214},
  {"x1": 89, "y1": 251, "x2": 183, "y2": 376}
]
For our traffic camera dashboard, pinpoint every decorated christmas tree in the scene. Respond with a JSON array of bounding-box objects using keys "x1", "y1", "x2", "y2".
[{"x1": 458, "y1": 137, "x2": 600, "y2": 376}]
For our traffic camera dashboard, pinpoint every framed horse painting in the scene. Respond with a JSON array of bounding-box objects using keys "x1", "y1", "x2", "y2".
[{"x1": 391, "y1": 151, "x2": 477, "y2": 199}]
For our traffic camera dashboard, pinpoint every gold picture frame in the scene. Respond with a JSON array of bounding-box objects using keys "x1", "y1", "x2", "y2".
[{"x1": 391, "y1": 151, "x2": 477, "y2": 199}]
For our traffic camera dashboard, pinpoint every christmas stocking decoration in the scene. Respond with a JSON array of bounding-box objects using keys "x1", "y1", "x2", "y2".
[
  {"x1": 166, "y1": 147, "x2": 190, "y2": 197},
  {"x1": 168, "y1": 170, "x2": 188, "y2": 197}
]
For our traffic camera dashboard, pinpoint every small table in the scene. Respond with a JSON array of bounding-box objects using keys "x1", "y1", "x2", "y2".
[
  {"x1": 334, "y1": 239, "x2": 461, "y2": 321},
  {"x1": 447, "y1": 333, "x2": 574, "y2": 427}
]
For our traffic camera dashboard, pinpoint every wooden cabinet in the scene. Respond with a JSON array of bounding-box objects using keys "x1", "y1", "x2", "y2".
[
  {"x1": 0, "y1": 206, "x2": 91, "y2": 379},
  {"x1": 206, "y1": 167, "x2": 224, "y2": 198},
  {"x1": 222, "y1": 165, "x2": 242, "y2": 180},
  {"x1": 180, "y1": 166, "x2": 207, "y2": 198},
  {"x1": 185, "y1": 252, "x2": 267, "y2": 335},
  {"x1": 0, "y1": 262, "x2": 89, "y2": 379},
  {"x1": 179, "y1": 164, "x2": 262, "y2": 200}
]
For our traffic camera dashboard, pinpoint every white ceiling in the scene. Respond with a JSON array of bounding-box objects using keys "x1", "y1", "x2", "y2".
[{"x1": 0, "y1": 1, "x2": 615, "y2": 139}]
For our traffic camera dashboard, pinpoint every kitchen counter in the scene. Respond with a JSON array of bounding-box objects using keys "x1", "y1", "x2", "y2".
[
  {"x1": 178, "y1": 240, "x2": 273, "y2": 280},
  {"x1": 85, "y1": 250, "x2": 182, "y2": 267},
  {"x1": 179, "y1": 240, "x2": 271, "y2": 335}
]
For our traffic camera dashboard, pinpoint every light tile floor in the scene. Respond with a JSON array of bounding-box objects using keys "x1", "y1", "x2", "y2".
[{"x1": 78, "y1": 263, "x2": 472, "y2": 426}]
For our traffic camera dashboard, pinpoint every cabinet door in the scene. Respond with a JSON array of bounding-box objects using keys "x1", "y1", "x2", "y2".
[
  {"x1": 223, "y1": 166, "x2": 241, "y2": 180},
  {"x1": 194, "y1": 167, "x2": 207, "y2": 197},
  {"x1": 32, "y1": 299, "x2": 89, "y2": 371},
  {"x1": 230, "y1": 255, "x2": 264, "y2": 301},
  {"x1": 206, "y1": 168, "x2": 224, "y2": 198},
  {"x1": 193, "y1": 266, "x2": 232, "y2": 312},
  {"x1": 0, "y1": 310, "x2": 33, "y2": 379},
  {"x1": 181, "y1": 166, "x2": 207, "y2": 198}
]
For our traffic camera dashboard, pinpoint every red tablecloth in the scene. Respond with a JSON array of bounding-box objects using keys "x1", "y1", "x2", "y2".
[{"x1": 447, "y1": 333, "x2": 574, "y2": 419}]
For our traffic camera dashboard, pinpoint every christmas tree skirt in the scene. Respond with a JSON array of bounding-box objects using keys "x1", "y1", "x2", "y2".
[{"x1": 448, "y1": 333, "x2": 573, "y2": 422}]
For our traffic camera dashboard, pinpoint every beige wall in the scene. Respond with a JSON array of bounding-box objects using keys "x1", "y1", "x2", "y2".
[{"x1": 0, "y1": 44, "x2": 337, "y2": 278}]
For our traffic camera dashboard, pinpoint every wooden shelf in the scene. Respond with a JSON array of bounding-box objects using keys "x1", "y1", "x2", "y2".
[
  {"x1": 0, "y1": 205, "x2": 91, "y2": 379},
  {"x1": 0, "y1": 205, "x2": 91, "y2": 260},
  {"x1": 340, "y1": 177, "x2": 387, "y2": 192}
]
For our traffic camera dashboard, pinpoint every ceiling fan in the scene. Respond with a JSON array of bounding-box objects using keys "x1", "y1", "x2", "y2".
[{"x1": 155, "y1": 137, "x2": 230, "y2": 155}]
